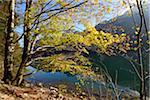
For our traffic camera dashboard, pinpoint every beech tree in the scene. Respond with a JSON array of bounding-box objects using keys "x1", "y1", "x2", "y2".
[
  {"x1": 12, "y1": 0, "x2": 90, "y2": 85},
  {"x1": 1, "y1": 0, "x2": 129, "y2": 86},
  {"x1": 1, "y1": 0, "x2": 148, "y2": 100},
  {"x1": 0, "y1": 0, "x2": 21, "y2": 81},
  {"x1": 2, "y1": 0, "x2": 15, "y2": 84}
]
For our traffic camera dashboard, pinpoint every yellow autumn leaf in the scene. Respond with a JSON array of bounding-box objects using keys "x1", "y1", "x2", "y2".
[
  {"x1": 107, "y1": 7, "x2": 111, "y2": 13},
  {"x1": 94, "y1": 0, "x2": 99, "y2": 3}
]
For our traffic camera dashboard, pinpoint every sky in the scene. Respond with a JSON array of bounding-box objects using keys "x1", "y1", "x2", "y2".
[
  {"x1": 74, "y1": 0, "x2": 149, "y2": 31},
  {"x1": 15, "y1": 0, "x2": 149, "y2": 46},
  {"x1": 74, "y1": 0, "x2": 129, "y2": 31},
  {"x1": 15, "y1": 0, "x2": 132, "y2": 32}
]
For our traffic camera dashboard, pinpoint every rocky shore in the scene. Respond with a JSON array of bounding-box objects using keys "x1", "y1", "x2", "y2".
[
  {"x1": 0, "y1": 83, "x2": 82, "y2": 100},
  {"x1": 0, "y1": 80, "x2": 145, "y2": 100}
]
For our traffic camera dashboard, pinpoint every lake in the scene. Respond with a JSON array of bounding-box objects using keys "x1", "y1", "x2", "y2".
[{"x1": 25, "y1": 54, "x2": 141, "y2": 92}]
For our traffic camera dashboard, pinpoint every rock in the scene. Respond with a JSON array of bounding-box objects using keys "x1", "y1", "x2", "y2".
[
  {"x1": 1, "y1": 94, "x2": 9, "y2": 99},
  {"x1": 49, "y1": 89, "x2": 58, "y2": 95},
  {"x1": 58, "y1": 93, "x2": 63, "y2": 98},
  {"x1": 8, "y1": 97, "x2": 15, "y2": 100},
  {"x1": 24, "y1": 82, "x2": 33, "y2": 87},
  {"x1": 121, "y1": 88, "x2": 140, "y2": 97},
  {"x1": 81, "y1": 92, "x2": 86, "y2": 96},
  {"x1": 24, "y1": 83, "x2": 30, "y2": 87},
  {"x1": 0, "y1": 80, "x2": 4, "y2": 84},
  {"x1": 0, "y1": 83, "x2": 86, "y2": 100},
  {"x1": 146, "y1": 97, "x2": 150, "y2": 100},
  {"x1": 79, "y1": 96, "x2": 83, "y2": 99},
  {"x1": 29, "y1": 94, "x2": 39, "y2": 99},
  {"x1": 49, "y1": 86, "x2": 58, "y2": 92},
  {"x1": 40, "y1": 88, "x2": 45, "y2": 93},
  {"x1": 23, "y1": 93, "x2": 28, "y2": 97},
  {"x1": 38, "y1": 82, "x2": 43, "y2": 87}
]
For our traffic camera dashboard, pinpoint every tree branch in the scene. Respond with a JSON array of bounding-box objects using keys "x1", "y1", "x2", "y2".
[
  {"x1": 14, "y1": 32, "x2": 24, "y2": 43},
  {"x1": 136, "y1": 0, "x2": 146, "y2": 99},
  {"x1": 36, "y1": 0, "x2": 88, "y2": 24},
  {"x1": 29, "y1": 35, "x2": 38, "y2": 54},
  {"x1": 30, "y1": 0, "x2": 74, "y2": 31},
  {"x1": 29, "y1": 45, "x2": 57, "y2": 55},
  {"x1": 26, "y1": 49, "x2": 76, "y2": 66},
  {"x1": 124, "y1": 54, "x2": 142, "y2": 80},
  {"x1": 34, "y1": 0, "x2": 74, "y2": 18}
]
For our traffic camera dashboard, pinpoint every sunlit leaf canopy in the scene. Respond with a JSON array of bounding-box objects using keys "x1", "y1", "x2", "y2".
[
  {"x1": 19, "y1": 0, "x2": 133, "y2": 33},
  {"x1": 16, "y1": 0, "x2": 132, "y2": 76},
  {"x1": 32, "y1": 28, "x2": 129, "y2": 76},
  {"x1": 26, "y1": 0, "x2": 130, "y2": 39}
]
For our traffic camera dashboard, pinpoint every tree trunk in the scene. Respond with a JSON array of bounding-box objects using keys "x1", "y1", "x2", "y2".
[
  {"x1": 12, "y1": 31, "x2": 29, "y2": 86},
  {"x1": 2, "y1": 0, "x2": 15, "y2": 84},
  {"x1": 136, "y1": 0, "x2": 146, "y2": 99},
  {"x1": 12, "y1": 0, "x2": 32, "y2": 86}
]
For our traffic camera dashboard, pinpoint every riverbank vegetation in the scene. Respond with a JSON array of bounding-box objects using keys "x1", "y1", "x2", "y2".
[{"x1": 0, "y1": 0, "x2": 149, "y2": 100}]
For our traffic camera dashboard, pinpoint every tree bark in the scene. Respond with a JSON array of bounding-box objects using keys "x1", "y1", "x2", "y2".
[
  {"x1": 2, "y1": 0, "x2": 15, "y2": 84},
  {"x1": 136, "y1": 0, "x2": 146, "y2": 99},
  {"x1": 12, "y1": 0, "x2": 32, "y2": 86}
]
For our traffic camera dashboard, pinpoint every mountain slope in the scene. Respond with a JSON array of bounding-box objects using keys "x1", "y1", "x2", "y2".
[
  {"x1": 94, "y1": 5, "x2": 149, "y2": 91},
  {"x1": 95, "y1": 5, "x2": 149, "y2": 35}
]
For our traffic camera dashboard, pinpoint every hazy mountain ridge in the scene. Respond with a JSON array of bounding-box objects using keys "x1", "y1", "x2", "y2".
[{"x1": 95, "y1": 5, "x2": 149, "y2": 35}]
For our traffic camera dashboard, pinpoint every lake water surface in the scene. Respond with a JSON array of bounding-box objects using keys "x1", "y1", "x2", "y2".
[{"x1": 25, "y1": 55, "x2": 139, "y2": 91}]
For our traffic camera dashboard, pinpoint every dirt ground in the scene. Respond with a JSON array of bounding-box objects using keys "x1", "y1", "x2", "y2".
[{"x1": 0, "y1": 82, "x2": 83, "y2": 100}]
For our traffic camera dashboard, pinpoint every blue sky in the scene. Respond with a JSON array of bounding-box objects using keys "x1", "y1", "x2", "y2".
[
  {"x1": 15, "y1": 0, "x2": 131, "y2": 46},
  {"x1": 15, "y1": 0, "x2": 130, "y2": 32}
]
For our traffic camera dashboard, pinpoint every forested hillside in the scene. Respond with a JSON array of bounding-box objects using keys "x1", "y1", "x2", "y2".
[{"x1": 95, "y1": 5, "x2": 149, "y2": 34}]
